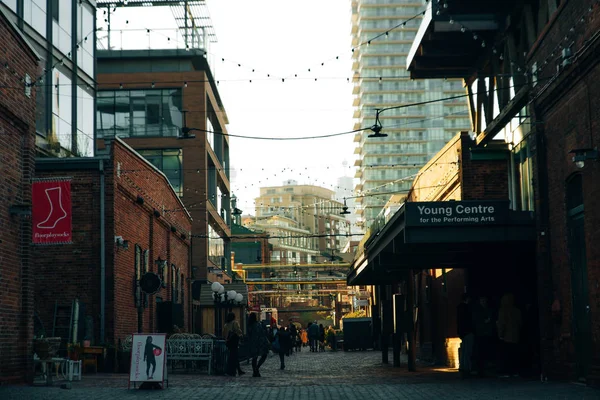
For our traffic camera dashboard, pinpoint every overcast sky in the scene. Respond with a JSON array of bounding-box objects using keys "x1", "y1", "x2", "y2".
[
  {"x1": 99, "y1": 0, "x2": 356, "y2": 214},
  {"x1": 208, "y1": 0, "x2": 356, "y2": 213}
]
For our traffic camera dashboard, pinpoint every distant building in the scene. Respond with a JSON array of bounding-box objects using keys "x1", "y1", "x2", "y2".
[{"x1": 253, "y1": 181, "x2": 351, "y2": 262}]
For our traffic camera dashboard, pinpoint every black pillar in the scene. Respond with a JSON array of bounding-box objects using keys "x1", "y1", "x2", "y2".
[
  {"x1": 407, "y1": 270, "x2": 416, "y2": 372},
  {"x1": 393, "y1": 294, "x2": 404, "y2": 367}
]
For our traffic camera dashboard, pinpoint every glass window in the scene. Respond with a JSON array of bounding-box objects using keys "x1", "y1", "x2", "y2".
[
  {"x1": 96, "y1": 89, "x2": 183, "y2": 137},
  {"x1": 77, "y1": 2, "x2": 95, "y2": 76},
  {"x1": 51, "y1": 69, "x2": 72, "y2": 152},
  {"x1": 137, "y1": 148, "x2": 183, "y2": 196},
  {"x1": 35, "y1": 84, "x2": 47, "y2": 137},
  {"x1": 208, "y1": 225, "x2": 225, "y2": 267},
  {"x1": 206, "y1": 116, "x2": 215, "y2": 149}
]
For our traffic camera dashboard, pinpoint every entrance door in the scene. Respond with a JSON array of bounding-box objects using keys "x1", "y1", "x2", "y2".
[{"x1": 566, "y1": 175, "x2": 592, "y2": 380}]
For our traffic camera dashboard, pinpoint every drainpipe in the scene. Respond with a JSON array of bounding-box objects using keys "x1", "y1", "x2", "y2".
[{"x1": 100, "y1": 160, "x2": 106, "y2": 342}]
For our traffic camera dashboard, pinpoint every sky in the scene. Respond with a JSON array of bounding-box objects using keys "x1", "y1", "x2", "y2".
[
  {"x1": 207, "y1": 0, "x2": 356, "y2": 213},
  {"x1": 99, "y1": 0, "x2": 357, "y2": 214}
]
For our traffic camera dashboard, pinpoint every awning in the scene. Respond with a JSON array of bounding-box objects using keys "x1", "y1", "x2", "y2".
[
  {"x1": 348, "y1": 200, "x2": 535, "y2": 286},
  {"x1": 407, "y1": 1, "x2": 516, "y2": 79}
]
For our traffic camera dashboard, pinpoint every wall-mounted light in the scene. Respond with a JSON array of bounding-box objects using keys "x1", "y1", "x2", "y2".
[
  {"x1": 136, "y1": 195, "x2": 144, "y2": 205},
  {"x1": 153, "y1": 209, "x2": 161, "y2": 218},
  {"x1": 114, "y1": 236, "x2": 129, "y2": 250},
  {"x1": 570, "y1": 148, "x2": 598, "y2": 169}
]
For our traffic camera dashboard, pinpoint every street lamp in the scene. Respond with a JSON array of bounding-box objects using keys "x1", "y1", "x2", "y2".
[{"x1": 211, "y1": 282, "x2": 244, "y2": 337}]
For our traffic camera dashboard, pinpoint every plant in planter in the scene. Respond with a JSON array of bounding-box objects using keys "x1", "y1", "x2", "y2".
[{"x1": 33, "y1": 337, "x2": 62, "y2": 360}]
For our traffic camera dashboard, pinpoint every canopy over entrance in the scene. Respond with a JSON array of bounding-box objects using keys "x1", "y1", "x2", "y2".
[{"x1": 348, "y1": 201, "x2": 535, "y2": 285}]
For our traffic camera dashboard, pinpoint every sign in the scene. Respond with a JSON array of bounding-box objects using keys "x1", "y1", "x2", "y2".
[
  {"x1": 140, "y1": 272, "x2": 162, "y2": 294},
  {"x1": 129, "y1": 334, "x2": 167, "y2": 387},
  {"x1": 405, "y1": 201, "x2": 509, "y2": 227},
  {"x1": 32, "y1": 179, "x2": 72, "y2": 244}
]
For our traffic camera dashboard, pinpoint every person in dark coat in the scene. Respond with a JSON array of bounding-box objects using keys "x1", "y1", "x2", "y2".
[
  {"x1": 308, "y1": 321, "x2": 319, "y2": 352},
  {"x1": 247, "y1": 313, "x2": 270, "y2": 377},
  {"x1": 457, "y1": 294, "x2": 474, "y2": 378},
  {"x1": 276, "y1": 327, "x2": 292, "y2": 369}
]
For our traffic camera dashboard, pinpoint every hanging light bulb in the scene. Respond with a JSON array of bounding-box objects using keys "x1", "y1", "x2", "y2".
[{"x1": 460, "y1": 26, "x2": 466, "y2": 33}]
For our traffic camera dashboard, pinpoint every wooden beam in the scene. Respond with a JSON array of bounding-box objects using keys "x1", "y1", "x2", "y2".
[
  {"x1": 466, "y1": 82, "x2": 477, "y2": 132},
  {"x1": 476, "y1": 75, "x2": 486, "y2": 133}
]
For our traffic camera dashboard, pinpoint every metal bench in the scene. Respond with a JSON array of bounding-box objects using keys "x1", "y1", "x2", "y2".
[{"x1": 166, "y1": 338, "x2": 213, "y2": 374}]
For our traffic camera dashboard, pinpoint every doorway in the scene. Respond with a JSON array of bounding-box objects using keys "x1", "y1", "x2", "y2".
[{"x1": 566, "y1": 174, "x2": 592, "y2": 380}]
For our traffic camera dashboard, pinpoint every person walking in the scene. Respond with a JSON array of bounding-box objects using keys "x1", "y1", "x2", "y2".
[
  {"x1": 318, "y1": 324, "x2": 326, "y2": 352},
  {"x1": 497, "y1": 293, "x2": 523, "y2": 378},
  {"x1": 457, "y1": 294, "x2": 474, "y2": 379},
  {"x1": 223, "y1": 312, "x2": 244, "y2": 376},
  {"x1": 301, "y1": 329, "x2": 308, "y2": 348},
  {"x1": 276, "y1": 327, "x2": 292, "y2": 369},
  {"x1": 308, "y1": 321, "x2": 319, "y2": 352},
  {"x1": 288, "y1": 321, "x2": 298, "y2": 355},
  {"x1": 247, "y1": 312, "x2": 270, "y2": 377}
]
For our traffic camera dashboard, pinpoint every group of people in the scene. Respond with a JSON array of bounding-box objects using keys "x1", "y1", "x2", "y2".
[
  {"x1": 222, "y1": 314, "x2": 339, "y2": 377},
  {"x1": 457, "y1": 292, "x2": 538, "y2": 379}
]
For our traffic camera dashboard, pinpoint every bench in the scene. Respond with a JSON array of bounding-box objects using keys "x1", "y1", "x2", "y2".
[{"x1": 166, "y1": 338, "x2": 213, "y2": 374}]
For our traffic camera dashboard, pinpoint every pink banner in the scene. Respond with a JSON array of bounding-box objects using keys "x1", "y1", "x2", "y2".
[{"x1": 32, "y1": 179, "x2": 72, "y2": 244}]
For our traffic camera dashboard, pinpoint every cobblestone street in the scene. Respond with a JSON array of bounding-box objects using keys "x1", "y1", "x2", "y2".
[{"x1": 1, "y1": 349, "x2": 597, "y2": 399}]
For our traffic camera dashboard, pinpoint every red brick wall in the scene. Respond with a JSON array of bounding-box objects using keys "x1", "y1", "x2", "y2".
[
  {"x1": 111, "y1": 139, "x2": 192, "y2": 343},
  {"x1": 0, "y1": 15, "x2": 38, "y2": 384},
  {"x1": 529, "y1": 0, "x2": 600, "y2": 382},
  {"x1": 34, "y1": 140, "x2": 192, "y2": 351}
]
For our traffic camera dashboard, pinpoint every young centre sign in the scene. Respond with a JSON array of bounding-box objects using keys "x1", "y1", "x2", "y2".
[{"x1": 405, "y1": 201, "x2": 509, "y2": 226}]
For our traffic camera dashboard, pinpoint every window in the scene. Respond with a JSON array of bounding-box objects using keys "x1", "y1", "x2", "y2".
[
  {"x1": 208, "y1": 225, "x2": 225, "y2": 267},
  {"x1": 96, "y1": 89, "x2": 183, "y2": 138},
  {"x1": 134, "y1": 245, "x2": 142, "y2": 307},
  {"x1": 171, "y1": 265, "x2": 177, "y2": 303},
  {"x1": 180, "y1": 273, "x2": 185, "y2": 306},
  {"x1": 137, "y1": 149, "x2": 183, "y2": 196}
]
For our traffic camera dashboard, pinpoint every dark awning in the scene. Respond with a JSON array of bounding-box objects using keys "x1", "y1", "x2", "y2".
[
  {"x1": 348, "y1": 200, "x2": 535, "y2": 286},
  {"x1": 407, "y1": 1, "x2": 516, "y2": 79}
]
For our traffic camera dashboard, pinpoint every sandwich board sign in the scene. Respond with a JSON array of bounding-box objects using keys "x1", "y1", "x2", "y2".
[{"x1": 128, "y1": 333, "x2": 168, "y2": 389}]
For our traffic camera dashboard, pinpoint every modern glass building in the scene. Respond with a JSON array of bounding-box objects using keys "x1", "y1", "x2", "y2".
[
  {"x1": 351, "y1": 0, "x2": 471, "y2": 225},
  {"x1": 1, "y1": 0, "x2": 96, "y2": 157}
]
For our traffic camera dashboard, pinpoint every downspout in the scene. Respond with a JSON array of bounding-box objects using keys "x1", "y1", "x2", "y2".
[{"x1": 100, "y1": 160, "x2": 106, "y2": 342}]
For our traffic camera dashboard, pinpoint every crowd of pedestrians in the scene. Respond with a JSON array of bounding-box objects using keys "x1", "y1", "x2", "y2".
[
  {"x1": 457, "y1": 292, "x2": 538, "y2": 380},
  {"x1": 223, "y1": 314, "x2": 339, "y2": 378}
]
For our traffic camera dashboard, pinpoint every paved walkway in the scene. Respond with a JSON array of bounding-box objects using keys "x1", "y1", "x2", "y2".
[{"x1": 1, "y1": 349, "x2": 597, "y2": 399}]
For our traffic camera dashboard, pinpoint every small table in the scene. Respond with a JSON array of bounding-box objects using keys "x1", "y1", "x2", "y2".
[{"x1": 82, "y1": 346, "x2": 105, "y2": 373}]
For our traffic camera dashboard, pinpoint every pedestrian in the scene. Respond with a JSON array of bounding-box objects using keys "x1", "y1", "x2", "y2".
[
  {"x1": 472, "y1": 295, "x2": 495, "y2": 377},
  {"x1": 223, "y1": 312, "x2": 244, "y2": 376},
  {"x1": 497, "y1": 293, "x2": 522, "y2": 378},
  {"x1": 326, "y1": 326, "x2": 337, "y2": 351},
  {"x1": 247, "y1": 312, "x2": 270, "y2": 377},
  {"x1": 308, "y1": 321, "x2": 319, "y2": 352},
  {"x1": 288, "y1": 321, "x2": 298, "y2": 355},
  {"x1": 301, "y1": 329, "x2": 308, "y2": 348},
  {"x1": 319, "y1": 324, "x2": 325, "y2": 352},
  {"x1": 457, "y1": 294, "x2": 474, "y2": 379},
  {"x1": 276, "y1": 327, "x2": 292, "y2": 369}
]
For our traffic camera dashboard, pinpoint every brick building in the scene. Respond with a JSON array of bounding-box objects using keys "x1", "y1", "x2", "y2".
[
  {"x1": 349, "y1": 132, "x2": 536, "y2": 369},
  {"x1": 96, "y1": 48, "x2": 232, "y2": 285},
  {"x1": 404, "y1": 0, "x2": 600, "y2": 384},
  {"x1": 33, "y1": 138, "x2": 192, "y2": 355},
  {"x1": 0, "y1": 10, "x2": 39, "y2": 384}
]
